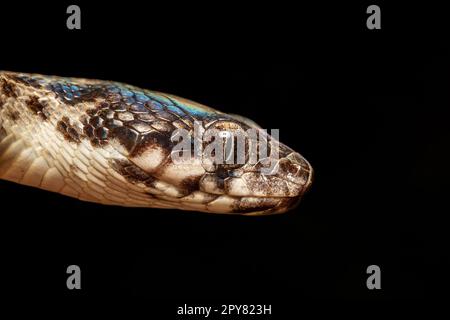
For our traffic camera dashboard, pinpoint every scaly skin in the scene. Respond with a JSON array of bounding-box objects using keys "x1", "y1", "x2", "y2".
[{"x1": 0, "y1": 71, "x2": 313, "y2": 215}]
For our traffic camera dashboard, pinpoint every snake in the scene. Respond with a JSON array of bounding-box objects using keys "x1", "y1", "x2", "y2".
[{"x1": 0, "y1": 71, "x2": 313, "y2": 215}]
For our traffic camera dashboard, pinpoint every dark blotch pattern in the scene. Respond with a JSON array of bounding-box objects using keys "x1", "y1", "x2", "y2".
[
  {"x1": 1, "y1": 78, "x2": 17, "y2": 98},
  {"x1": 181, "y1": 175, "x2": 202, "y2": 194},
  {"x1": 5, "y1": 110, "x2": 20, "y2": 121},
  {"x1": 57, "y1": 116, "x2": 82, "y2": 144},
  {"x1": 27, "y1": 96, "x2": 47, "y2": 120},
  {"x1": 132, "y1": 130, "x2": 173, "y2": 157},
  {"x1": 79, "y1": 93, "x2": 181, "y2": 154},
  {"x1": 111, "y1": 159, "x2": 155, "y2": 187}
]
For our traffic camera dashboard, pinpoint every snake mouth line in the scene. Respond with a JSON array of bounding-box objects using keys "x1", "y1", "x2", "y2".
[{"x1": 238, "y1": 196, "x2": 303, "y2": 216}]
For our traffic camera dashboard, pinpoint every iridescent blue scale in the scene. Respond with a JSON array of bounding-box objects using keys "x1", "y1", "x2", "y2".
[
  {"x1": 107, "y1": 85, "x2": 120, "y2": 93},
  {"x1": 148, "y1": 100, "x2": 164, "y2": 110},
  {"x1": 124, "y1": 96, "x2": 136, "y2": 104},
  {"x1": 135, "y1": 92, "x2": 150, "y2": 102},
  {"x1": 13, "y1": 73, "x2": 215, "y2": 119},
  {"x1": 145, "y1": 92, "x2": 173, "y2": 106},
  {"x1": 165, "y1": 104, "x2": 186, "y2": 117},
  {"x1": 120, "y1": 89, "x2": 134, "y2": 97},
  {"x1": 63, "y1": 92, "x2": 74, "y2": 100},
  {"x1": 129, "y1": 103, "x2": 147, "y2": 113},
  {"x1": 178, "y1": 106, "x2": 210, "y2": 117}
]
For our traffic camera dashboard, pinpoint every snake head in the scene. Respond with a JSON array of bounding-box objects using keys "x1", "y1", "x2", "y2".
[{"x1": 189, "y1": 117, "x2": 314, "y2": 215}]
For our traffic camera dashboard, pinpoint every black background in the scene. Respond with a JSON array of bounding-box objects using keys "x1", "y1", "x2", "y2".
[{"x1": 1, "y1": 0, "x2": 449, "y2": 311}]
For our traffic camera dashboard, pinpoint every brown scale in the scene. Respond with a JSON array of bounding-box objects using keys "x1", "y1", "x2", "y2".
[
  {"x1": 109, "y1": 126, "x2": 140, "y2": 151},
  {"x1": 79, "y1": 96, "x2": 184, "y2": 157},
  {"x1": 127, "y1": 120, "x2": 152, "y2": 133},
  {"x1": 57, "y1": 116, "x2": 82, "y2": 144},
  {"x1": 81, "y1": 115, "x2": 109, "y2": 147},
  {"x1": 179, "y1": 174, "x2": 202, "y2": 194},
  {"x1": 27, "y1": 96, "x2": 48, "y2": 120}
]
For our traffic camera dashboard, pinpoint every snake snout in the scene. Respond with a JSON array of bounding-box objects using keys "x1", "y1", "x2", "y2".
[
  {"x1": 237, "y1": 153, "x2": 313, "y2": 215},
  {"x1": 197, "y1": 149, "x2": 313, "y2": 215},
  {"x1": 276, "y1": 152, "x2": 313, "y2": 193}
]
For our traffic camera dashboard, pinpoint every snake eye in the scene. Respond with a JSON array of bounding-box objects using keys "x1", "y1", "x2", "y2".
[{"x1": 201, "y1": 120, "x2": 250, "y2": 172}]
